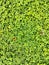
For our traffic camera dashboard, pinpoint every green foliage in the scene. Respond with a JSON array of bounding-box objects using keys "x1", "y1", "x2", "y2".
[{"x1": 0, "y1": 0, "x2": 49, "y2": 65}]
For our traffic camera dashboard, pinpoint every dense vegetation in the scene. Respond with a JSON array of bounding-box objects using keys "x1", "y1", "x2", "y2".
[{"x1": 0, "y1": 0, "x2": 49, "y2": 65}]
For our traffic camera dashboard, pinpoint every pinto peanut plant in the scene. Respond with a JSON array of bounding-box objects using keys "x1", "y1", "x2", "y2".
[{"x1": 0, "y1": 0, "x2": 49, "y2": 65}]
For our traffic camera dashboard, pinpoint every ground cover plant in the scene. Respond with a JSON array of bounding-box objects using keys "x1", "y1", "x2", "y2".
[{"x1": 0, "y1": 0, "x2": 49, "y2": 65}]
